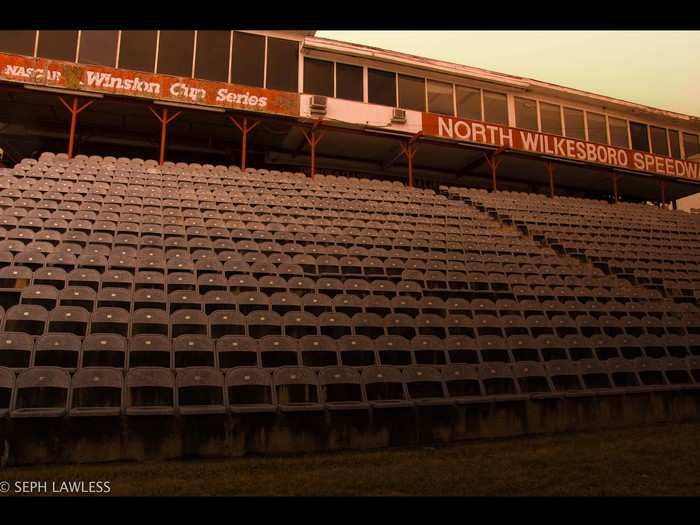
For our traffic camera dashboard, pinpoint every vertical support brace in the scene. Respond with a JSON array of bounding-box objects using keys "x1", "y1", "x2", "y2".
[
  {"x1": 301, "y1": 121, "x2": 326, "y2": 179},
  {"x1": 399, "y1": 142, "x2": 419, "y2": 188},
  {"x1": 659, "y1": 179, "x2": 667, "y2": 207},
  {"x1": 546, "y1": 161, "x2": 556, "y2": 198},
  {"x1": 58, "y1": 96, "x2": 94, "y2": 159},
  {"x1": 483, "y1": 150, "x2": 503, "y2": 192},
  {"x1": 229, "y1": 116, "x2": 260, "y2": 171},
  {"x1": 148, "y1": 106, "x2": 182, "y2": 165},
  {"x1": 611, "y1": 172, "x2": 620, "y2": 203}
]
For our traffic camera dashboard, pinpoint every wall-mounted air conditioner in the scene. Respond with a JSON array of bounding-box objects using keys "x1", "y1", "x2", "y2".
[
  {"x1": 391, "y1": 108, "x2": 407, "y2": 124},
  {"x1": 310, "y1": 95, "x2": 327, "y2": 116}
]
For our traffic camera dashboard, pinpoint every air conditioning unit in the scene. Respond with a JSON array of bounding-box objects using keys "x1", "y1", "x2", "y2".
[
  {"x1": 391, "y1": 108, "x2": 407, "y2": 124},
  {"x1": 310, "y1": 95, "x2": 327, "y2": 116}
]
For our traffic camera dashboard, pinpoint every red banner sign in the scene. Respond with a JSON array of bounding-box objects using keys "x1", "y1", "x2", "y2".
[
  {"x1": 0, "y1": 52, "x2": 299, "y2": 116},
  {"x1": 422, "y1": 113, "x2": 700, "y2": 181}
]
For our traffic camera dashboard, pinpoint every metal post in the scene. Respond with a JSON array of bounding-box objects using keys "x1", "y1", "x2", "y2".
[
  {"x1": 407, "y1": 142, "x2": 414, "y2": 188},
  {"x1": 58, "y1": 96, "x2": 94, "y2": 159},
  {"x1": 301, "y1": 120, "x2": 325, "y2": 179},
  {"x1": 660, "y1": 180, "x2": 667, "y2": 207},
  {"x1": 148, "y1": 107, "x2": 182, "y2": 165},
  {"x1": 546, "y1": 161, "x2": 555, "y2": 198},
  {"x1": 229, "y1": 116, "x2": 260, "y2": 171},
  {"x1": 483, "y1": 151, "x2": 502, "y2": 192},
  {"x1": 611, "y1": 173, "x2": 619, "y2": 203}
]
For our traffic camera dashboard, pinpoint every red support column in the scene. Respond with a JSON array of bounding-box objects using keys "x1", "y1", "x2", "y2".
[
  {"x1": 397, "y1": 131, "x2": 422, "y2": 188},
  {"x1": 659, "y1": 180, "x2": 667, "y2": 207},
  {"x1": 58, "y1": 96, "x2": 94, "y2": 159},
  {"x1": 148, "y1": 107, "x2": 182, "y2": 165},
  {"x1": 611, "y1": 173, "x2": 619, "y2": 202},
  {"x1": 546, "y1": 161, "x2": 556, "y2": 198},
  {"x1": 301, "y1": 120, "x2": 325, "y2": 179},
  {"x1": 229, "y1": 116, "x2": 260, "y2": 171},
  {"x1": 483, "y1": 150, "x2": 503, "y2": 192}
]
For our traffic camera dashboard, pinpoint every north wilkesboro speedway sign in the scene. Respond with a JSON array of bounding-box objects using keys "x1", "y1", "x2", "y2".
[
  {"x1": 0, "y1": 52, "x2": 299, "y2": 117},
  {"x1": 422, "y1": 113, "x2": 700, "y2": 181}
]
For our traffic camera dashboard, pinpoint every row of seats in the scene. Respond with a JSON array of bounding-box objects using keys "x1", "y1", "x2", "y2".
[
  {"x1": 3, "y1": 358, "x2": 700, "y2": 418},
  {"x1": 2, "y1": 332, "x2": 699, "y2": 371}
]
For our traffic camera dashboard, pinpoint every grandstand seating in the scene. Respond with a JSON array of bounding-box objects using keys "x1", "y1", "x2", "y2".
[{"x1": 0, "y1": 152, "x2": 699, "y2": 421}]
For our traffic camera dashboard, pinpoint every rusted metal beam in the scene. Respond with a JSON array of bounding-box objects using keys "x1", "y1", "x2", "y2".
[
  {"x1": 229, "y1": 115, "x2": 260, "y2": 170},
  {"x1": 57, "y1": 96, "x2": 94, "y2": 159}
]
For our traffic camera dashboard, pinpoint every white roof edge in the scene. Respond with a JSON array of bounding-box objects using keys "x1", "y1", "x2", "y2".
[{"x1": 304, "y1": 35, "x2": 700, "y2": 127}]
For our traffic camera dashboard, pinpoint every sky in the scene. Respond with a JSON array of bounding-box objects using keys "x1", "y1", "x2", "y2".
[{"x1": 316, "y1": 31, "x2": 700, "y2": 117}]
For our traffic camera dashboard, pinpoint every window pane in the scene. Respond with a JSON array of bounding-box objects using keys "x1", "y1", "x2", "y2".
[
  {"x1": 669, "y1": 130, "x2": 681, "y2": 160},
  {"x1": 427, "y1": 80, "x2": 453, "y2": 116},
  {"x1": 563, "y1": 108, "x2": 585, "y2": 140},
  {"x1": 539, "y1": 102, "x2": 562, "y2": 135},
  {"x1": 336, "y1": 63, "x2": 363, "y2": 102},
  {"x1": 398, "y1": 74, "x2": 425, "y2": 111},
  {"x1": 515, "y1": 97, "x2": 538, "y2": 130},
  {"x1": 157, "y1": 31, "x2": 194, "y2": 77},
  {"x1": 37, "y1": 31, "x2": 78, "y2": 62},
  {"x1": 304, "y1": 58, "x2": 333, "y2": 97},
  {"x1": 630, "y1": 122, "x2": 650, "y2": 152},
  {"x1": 684, "y1": 133, "x2": 700, "y2": 158},
  {"x1": 194, "y1": 31, "x2": 230, "y2": 83},
  {"x1": 483, "y1": 91, "x2": 508, "y2": 125},
  {"x1": 455, "y1": 86, "x2": 481, "y2": 120},
  {"x1": 0, "y1": 31, "x2": 36, "y2": 56},
  {"x1": 266, "y1": 37, "x2": 298, "y2": 92},
  {"x1": 587, "y1": 112, "x2": 607, "y2": 144},
  {"x1": 650, "y1": 127, "x2": 669, "y2": 156},
  {"x1": 119, "y1": 31, "x2": 157, "y2": 73},
  {"x1": 231, "y1": 31, "x2": 264, "y2": 88},
  {"x1": 368, "y1": 68, "x2": 396, "y2": 107},
  {"x1": 78, "y1": 31, "x2": 118, "y2": 67},
  {"x1": 608, "y1": 118, "x2": 629, "y2": 148}
]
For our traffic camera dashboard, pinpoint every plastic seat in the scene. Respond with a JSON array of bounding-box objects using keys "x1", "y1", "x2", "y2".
[
  {"x1": 208, "y1": 310, "x2": 246, "y2": 339},
  {"x1": 0, "y1": 332, "x2": 34, "y2": 369},
  {"x1": 11, "y1": 367, "x2": 70, "y2": 418},
  {"x1": 171, "y1": 309, "x2": 208, "y2": 338},
  {"x1": 478, "y1": 363, "x2": 528, "y2": 402},
  {"x1": 226, "y1": 368, "x2": 275, "y2": 413},
  {"x1": 259, "y1": 335, "x2": 299, "y2": 368},
  {"x1": 361, "y1": 366, "x2": 412, "y2": 408},
  {"x1": 125, "y1": 368, "x2": 176, "y2": 416},
  {"x1": 273, "y1": 367, "x2": 323, "y2": 412},
  {"x1": 81, "y1": 333, "x2": 127, "y2": 368},
  {"x1": 34, "y1": 333, "x2": 81, "y2": 369},
  {"x1": 410, "y1": 335, "x2": 447, "y2": 365},
  {"x1": 176, "y1": 367, "x2": 226, "y2": 415},
  {"x1": 0, "y1": 367, "x2": 14, "y2": 417},
  {"x1": 128, "y1": 334, "x2": 172, "y2": 368},
  {"x1": 337, "y1": 335, "x2": 376, "y2": 367},
  {"x1": 173, "y1": 334, "x2": 216, "y2": 368},
  {"x1": 319, "y1": 367, "x2": 369, "y2": 410},
  {"x1": 69, "y1": 368, "x2": 123, "y2": 417}
]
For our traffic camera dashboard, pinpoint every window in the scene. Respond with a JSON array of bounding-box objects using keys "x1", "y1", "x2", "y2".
[
  {"x1": 119, "y1": 31, "x2": 157, "y2": 73},
  {"x1": 194, "y1": 31, "x2": 230, "y2": 83},
  {"x1": 630, "y1": 122, "x2": 650, "y2": 152},
  {"x1": 336, "y1": 63, "x2": 363, "y2": 102},
  {"x1": 684, "y1": 133, "x2": 700, "y2": 158},
  {"x1": 650, "y1": 126, "x2": 669, "y2": 156},
  {"x1": 483, "y1": 91, "x2": 508, "y2": 125},
  {"x1": 515, "y1": 97, "x2": 538, "y2": 130},
  {"x1": 427, "y1": 80, "x2": 453, "y2": 116},
  {"x1": 455, "y1": 86, "x2": 481, "y2": 120},
  {"x1": 563, "y1": 108, "x2": 585, "y2": 140},
  {"x1": 539, "y1": 102, "x2": 562, "y2": 135},
  {"x1": 669, "y1": 130, "x2": 682, "y2": 160},
  {"x1": 78, "y1": 31, "x2": 118, "y2": 67},
  {"x1": 37, "y1": 31, "x2": 78, "y2": 62},
  {"x1": 0, "y1": 31, "x2": 36, "y2": 56},
  {"x1": 398, "y1": 74, "x2": 425, "y2": 111},
  {"x1": 303, "y1": 58, "x2": 333, "y2": 97},
  {"x1": 231, "y1": 31, "x2": 265, "y2": 88},
  {"x1": 608, "y1": 117, "x2": 629, "y2": 148},
  {"x1": 368, "y1": 68, "x2": 396, "y2": 107},
  {"x1": 266, "y1": 37, "x2": 298, "y2": 92},
  {"x1": 157, "y1": 31, "x2": 194, "y2": 77},
  {"x1": 586, "y1": 112, "x2": 607, "y2": 144}
]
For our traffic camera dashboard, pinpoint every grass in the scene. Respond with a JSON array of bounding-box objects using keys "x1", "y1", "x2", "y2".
[{"x1": 2, "y1": 422, "x2": 700, "y2": 496}]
